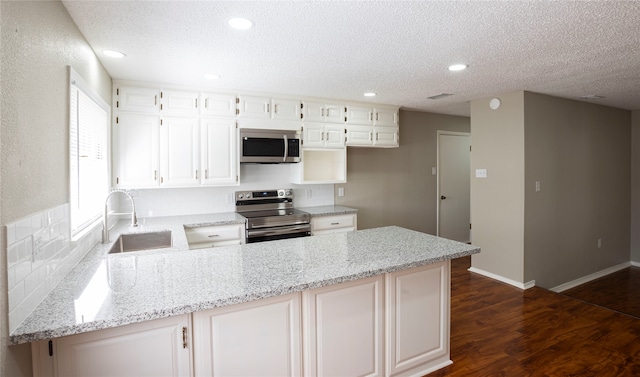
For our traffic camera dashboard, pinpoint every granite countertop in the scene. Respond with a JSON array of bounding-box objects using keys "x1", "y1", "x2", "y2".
[{"x1": 10, "y1": 209, "x2": 478, "y2": 345}]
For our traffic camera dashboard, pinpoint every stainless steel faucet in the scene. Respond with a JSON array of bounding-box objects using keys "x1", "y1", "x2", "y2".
[{"x1": 102, "y1": 190, "x2": 138, "y2": 243}]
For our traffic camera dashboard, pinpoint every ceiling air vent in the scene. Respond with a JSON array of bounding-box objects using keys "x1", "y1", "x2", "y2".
[
  {"x1": 578, "y1": 95, "x2": 606, "y2": 100},
  {"x1": 427, "y1": 93, "x2": 454, "y2": 100}
]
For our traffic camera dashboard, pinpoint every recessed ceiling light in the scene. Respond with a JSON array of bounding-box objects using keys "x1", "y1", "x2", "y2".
[
  {"x1": 103, "y1": 49, "x2": 125, "y2": 58},
  {"x1": 364, "y1": 92, "x2": 377, "y2": 97},
  {"x1": 204, "y1": 74, "x2": 220, "y2": 80},
  {"x1": 448, "y1": 64, "x2": 468, "y2": 71},
  {"x1": 228, "y1": 17, "x2": 254, "y2": 30}
]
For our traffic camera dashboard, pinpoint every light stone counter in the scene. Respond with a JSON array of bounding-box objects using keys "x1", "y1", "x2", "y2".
[
  {"x1": 10, "y1": 210, "x2": 478, "y2": 345},
  {"x1": 297, "y1": 205, "x2": 358, "y2": 216}
]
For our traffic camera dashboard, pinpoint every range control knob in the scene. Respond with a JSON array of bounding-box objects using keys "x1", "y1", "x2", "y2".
[
  {"x1": 285, "y1": 189, "x2": 292, "y2": 196},
  {"x1": 246, "y1": 192, "x2": 252, "y2": 198},
  {"x1": 238, "y1": 194, "x2": 244, "y2": 199}
]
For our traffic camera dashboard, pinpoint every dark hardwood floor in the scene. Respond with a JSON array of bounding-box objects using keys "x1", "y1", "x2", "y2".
[
  {"x1": 428, "y1": 256, "x2": 640, "y2": 376},
  {"x1": 561, "y1": 266, "x2": 640, "y2": 319}
]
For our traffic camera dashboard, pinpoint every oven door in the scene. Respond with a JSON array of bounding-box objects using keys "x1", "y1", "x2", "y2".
[{"x1": 246, "y1": 224, "x2": 311, "y2": 243}]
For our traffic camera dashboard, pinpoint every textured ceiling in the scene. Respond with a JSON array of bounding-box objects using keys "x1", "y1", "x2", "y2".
[{"x1": 62, "y1": 0, "x2": 640, "y2": 117}]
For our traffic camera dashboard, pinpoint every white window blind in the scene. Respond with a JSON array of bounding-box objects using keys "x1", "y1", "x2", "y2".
[{"x1": 70, "y1": 68, "x2": 109, "y2": 234}]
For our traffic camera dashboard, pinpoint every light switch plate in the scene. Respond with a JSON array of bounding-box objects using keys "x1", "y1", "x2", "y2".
[
  {"x1": 432, "y1": 167, "x2": 437, "y2": 175},
  {"x1": 475, "y1": 169, "x2": 487, "y2": 178}
]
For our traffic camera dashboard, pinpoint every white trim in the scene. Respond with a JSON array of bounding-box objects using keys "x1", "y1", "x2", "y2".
[
  {"x1": 550, "y1": 261, "x2": 632, "y2": 293},
  {"x1": 631, "y1": 261, "x2": 640, "y2": 268},
  {"x1": 468, "y1": 267, "x2": 535, "y2": 290}
]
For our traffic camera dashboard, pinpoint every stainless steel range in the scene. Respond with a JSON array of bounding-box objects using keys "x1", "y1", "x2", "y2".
[{"x1": 235, "y1": 189, "x2": 310, "y2": 243}]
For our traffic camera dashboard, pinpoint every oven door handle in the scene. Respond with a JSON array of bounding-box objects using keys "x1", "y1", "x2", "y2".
[{"x1": 247, "y1": 224, "x2": 310, "y2": 238}]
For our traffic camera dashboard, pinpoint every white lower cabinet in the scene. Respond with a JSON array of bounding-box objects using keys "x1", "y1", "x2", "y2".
[
  {"x1": 303, "y1": 275, "x2": 385, "y2": 377},
  {"x1": 310, "y1": 213, "x2": 357, "y2": 235},
  {"x1": 32, "y1": 263, "x2": 449, "y2": 377},
  {"x1": 386, "y1": 261, "x2": 451, "y2": 377},
  {"x1": 192, "y1": 293, "x2": 302, "y2": 377},
  {"x1": 184, "y1": 224, "x2": 244, "y2": 249},
  {"x1": 32, "y1": 314, "x2": 192, "y2": 377}
]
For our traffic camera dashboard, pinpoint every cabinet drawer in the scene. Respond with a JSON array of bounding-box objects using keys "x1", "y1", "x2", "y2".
[
  {"x1": 185, "y1": 224, "x2": 243, "y2": 248},
  {"x1": 311, "y1": 214, "x2": 356, "y2": 235}
]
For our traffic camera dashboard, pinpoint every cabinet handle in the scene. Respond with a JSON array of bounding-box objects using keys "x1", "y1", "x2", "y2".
[
  {"x1": 205, "y1": 98, "x2": 209, "y2": 109},
  {"x1": 331, "y1": 222, "x2": 340, "y2": 225},
  {"x1": 154, "y1": 95, "x2": 157, "y2": 106},
  {"x1": 195, "y1": 170, "x2": 198, "y2": 180},
  {"x1": 369, "y1": 112, "x2": 373, "y2": 121},
  {"x1": 154, "y1": 170, "x2": 157, "y2": 181},
  {"x1": 205, "y1": 169, "x2": 209, "y2": 179},
  {"x1": 207, "y1": 234, "x2": 219, "y2": 238},
  {"x1": 266, "y1": 103, "x2": 270, "y2": 114},
  {"x1": 195, "y1": 98, "x2": 198, "y2": 108},
  {"x1": 274, "y1": 104, "x2": 278, "y2": 114},
  {"x1": 376, "y1": 132, "x2": 379, "y2": 141},
  {"x1": 321, "y1": 108, "x2": 325, "y2": 117},
  {"x1": 182, "y1": 327, "x2": 188, "y2": 349},
  {"x1": 321, "y1": 132, "x2": 325, "y2": 141}
]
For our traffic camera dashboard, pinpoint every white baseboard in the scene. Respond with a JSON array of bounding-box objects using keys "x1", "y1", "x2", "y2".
[
  {"x1": 550, "y1": 261, "x2": 632, "y2": 292},
  {"x1": 631, "y1": 261, "x2": 640, "y2": 268},
  {"x1": 468, "y1": 267, "x2": 536, "y2": 290}
]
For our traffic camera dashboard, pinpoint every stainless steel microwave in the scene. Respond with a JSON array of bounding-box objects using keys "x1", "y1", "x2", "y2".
[{"x1": 239, "y1": 128, "x2": 301, "y2": 163}]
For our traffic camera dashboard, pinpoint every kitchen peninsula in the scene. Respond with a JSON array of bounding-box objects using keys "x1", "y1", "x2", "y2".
[{"x1": 15, "y1": 211, "x2": 479, "y2": 377}]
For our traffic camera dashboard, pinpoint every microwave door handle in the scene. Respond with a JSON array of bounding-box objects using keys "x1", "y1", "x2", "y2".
[{"x1": 283, "y1": 134, "x2": 288, "y2": 162}]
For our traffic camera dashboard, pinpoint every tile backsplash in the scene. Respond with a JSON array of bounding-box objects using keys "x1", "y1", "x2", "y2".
[{"x1": 6, "y1": 203, "x2": 101, "y2": 333}]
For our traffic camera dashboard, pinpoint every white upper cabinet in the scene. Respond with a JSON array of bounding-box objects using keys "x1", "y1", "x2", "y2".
[
  {"x1": 303, "y1": 101, "x2": 346, "y2": 123},
  {"x1": 346, "y1": 106, "x2": 398, "y2": 127},
  {"x1": 161, "y1": 89, "x2": 199, "y2": 116},
  {"x1": 201, "y1": 118, "x2": 238, "y2": 186},
  {"x1": 160, "y1": 117, "x2": 200, "y2": 187},
  {"x1": 116, "y1": 86, "x2": 160, "y2": 113},
  {"x1": 113, "y1": 113, "x2": 160, "y2": 188},
  {"x1": 238, "y1": 95, "x2": 301, "y2": 121},
  {"x1": 302, "y1": 123, "x2": 345, "y2": 149},
  {"x1": 201, "y1": 92, "x2": 237, "y2": 117}
]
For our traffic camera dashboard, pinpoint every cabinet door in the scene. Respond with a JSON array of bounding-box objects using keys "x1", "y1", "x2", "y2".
[
  {"x1": 324, "y1": 104, "x2": 346, "y2": 123},
  {"x1": 161, "y1": 89, "x2": 199, "y2": 116},
  {"x1": 303, "y1": 275, "x2": 384, "y2": 377},
  {"x1": 302, "y1": 123, "x2": 326, "y2": 148},
  {"x1": 193, "y1": 293, "x2": 302, "y2": 377},
  {"x1": 201, "y1": 118, "x2": 238, "y2": 186},
  {"x1": 373, "y1": 126, "x2": 399, "y2": 147},
  {"x1": 374, "y1": 108, "x2": 398, "y2": 127},
  {"x1": 202, "y1": 93, "x2": 237, "y2": 117},
  {"x1": 116, "y1": 86, "x2": 160, "y2": 113},
  {"x1": 55, "y1": 315, "x2": 192, "y2": 377},
  {"x1": 386, "y1": 262, "x2": 451, "y2": 377},
  {"x1": 237, "y1": 95, "x2": 270, "y2": 119},
  {"x1": 272, "y1": 98, "x2": 302, "y2": 121},
  {"x1": 346, "y1": 106, "x2": 373, "y2": 125},
  {"x1": 113, "y1": 114, "x2": 160, "y2": 188},
  {"x1": 324, "y1": 124, "x2": 346, "y2": 148},
  {"x1": 160, "y1": 117, "x2": 200, "y2": 187},
  {"x1": 311, "y1": 213, "x2": 356, "y2": 235},
  {"x1": 346, "y1": 125, "x2": 373, "y2": 146},
  {"x1": 302, "y1": 101, "x2": 326, "y2": 122}
]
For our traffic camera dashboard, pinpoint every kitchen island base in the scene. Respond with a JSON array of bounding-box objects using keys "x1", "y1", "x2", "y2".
[{"x1": 32, "y1": 261, "x2": 451, "y2": 377}]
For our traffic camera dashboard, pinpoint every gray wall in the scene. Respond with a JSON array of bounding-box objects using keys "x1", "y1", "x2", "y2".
[
  {"x1": 1, "y1": 2, "x2": 112, "y2": 376},
  {"x1": 632, "y1": 110, "x2": 640, "y2": 263},
  {"x1": 469, "y1": 92, "x2": 526, "y2": 284},
  {"x1": 335, "y1": 110, "x2": 470, "y2": 234},
  {"x1": 523, "y1": 92, "x2": 631, "y2": 288},
  {"x1": 470, "y1": 91, "x2": 631, "y2": 289}
]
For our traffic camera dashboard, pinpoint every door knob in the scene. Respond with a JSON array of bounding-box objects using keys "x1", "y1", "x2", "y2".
[{"x1": 441, "y1": 195, "x2": 447, "y2": 200}]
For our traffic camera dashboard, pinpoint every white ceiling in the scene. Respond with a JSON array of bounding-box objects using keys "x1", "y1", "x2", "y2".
[{"x1": 62, "y1": 0, "x2": 640, "y2": 117}]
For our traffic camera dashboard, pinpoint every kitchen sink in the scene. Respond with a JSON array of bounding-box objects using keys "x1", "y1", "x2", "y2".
[{"x1": 108, "y1": 231, "x2": 172, "y2": 254}]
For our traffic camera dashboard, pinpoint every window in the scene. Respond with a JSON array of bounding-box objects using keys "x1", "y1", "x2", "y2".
[{"x1": 69, "y1": 68, "x2": 109, "y2": 234}]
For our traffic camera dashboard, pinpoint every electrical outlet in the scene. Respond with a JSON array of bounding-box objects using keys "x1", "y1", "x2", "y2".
[
  {"x1": 226, "y1": 192, "x2": 234, "y2": 204},
  {"x1": 338, "y1": 187, "x2": 345, "y2": 197},
  {"x1": 535, "y1": 181, "x2": 541, "y2": 192},
  {"x1": 305, "y1": 189, "x2": 312, "y2": 199},
  {"x1": 598, "y1": 238, "x2": 602, "y2": 248}
]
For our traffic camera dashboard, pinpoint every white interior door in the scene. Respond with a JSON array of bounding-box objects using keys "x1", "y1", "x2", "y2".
[{"x1": 437, "y1": 132, "x2": 471, "y2": 243}]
